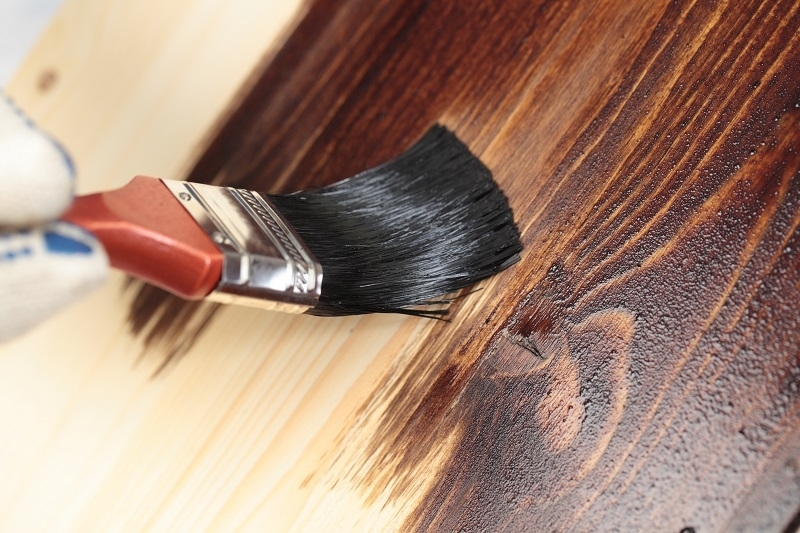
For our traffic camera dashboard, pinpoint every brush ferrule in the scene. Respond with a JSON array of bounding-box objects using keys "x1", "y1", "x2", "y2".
[{"x1": 162, "y1": 179, "x2": 322, "y2": 312}]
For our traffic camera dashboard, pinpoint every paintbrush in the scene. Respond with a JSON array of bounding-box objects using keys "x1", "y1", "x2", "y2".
[{"x1": 61, "y1": 125, "x2": 522, "y2": 316}]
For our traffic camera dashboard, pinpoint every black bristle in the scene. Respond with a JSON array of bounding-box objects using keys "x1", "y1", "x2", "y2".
[{"x1": 267, "y1": 125, "x2": 523, "y2": 316}]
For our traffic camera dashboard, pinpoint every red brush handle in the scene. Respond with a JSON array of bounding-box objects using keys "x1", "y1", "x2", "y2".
[{"x1": 61, "y1": 176, "x2": 223, "y2": 300}]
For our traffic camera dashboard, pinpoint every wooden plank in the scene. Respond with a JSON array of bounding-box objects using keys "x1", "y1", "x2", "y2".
[
  {"x1": 0, "y1": 1, "x2": 432, "y2": 531},
  {"x1": 2, "y1": 0, "x2": 800, "y2": 531},
  {"x1": 132, "y1": 0, "x2": 800, "y2": 530}
]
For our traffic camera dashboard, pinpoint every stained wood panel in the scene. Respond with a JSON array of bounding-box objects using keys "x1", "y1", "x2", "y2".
[
  {"x1": 132, "y1": 0, "x2": 800, "y2": 530},
  {"x1": 2, "y1": 0, "x2": 799, "y2": 531}
]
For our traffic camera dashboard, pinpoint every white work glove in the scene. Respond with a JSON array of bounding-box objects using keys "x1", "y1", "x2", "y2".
[{"x1": 0, "y1": 94, "x2": 108, "y2": 342}]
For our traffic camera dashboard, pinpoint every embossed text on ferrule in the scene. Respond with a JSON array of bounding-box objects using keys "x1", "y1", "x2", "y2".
[
  {"x1": 230, "y1": 188, "x2": 314, "y2": 294},
  {"x1": 161, "y1": 178, "x2": 322, "y2": 312}
]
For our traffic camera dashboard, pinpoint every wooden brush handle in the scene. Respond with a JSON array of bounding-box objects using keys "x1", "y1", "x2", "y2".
[{"x1": 61, "y1": 176, "x2": 223, "y2": 300}]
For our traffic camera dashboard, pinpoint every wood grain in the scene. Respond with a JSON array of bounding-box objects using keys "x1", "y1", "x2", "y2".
[
  {"x1": 127, "y1": 0, "x2": 800, "y2": 530},
  {"x1": 2, "y1": 0, "x2": 799, "y2": 531}
]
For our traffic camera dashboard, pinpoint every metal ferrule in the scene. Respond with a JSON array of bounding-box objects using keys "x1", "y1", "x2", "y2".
[{"x1": 162, "y1": 179, "x2": 322, "y2": 313}]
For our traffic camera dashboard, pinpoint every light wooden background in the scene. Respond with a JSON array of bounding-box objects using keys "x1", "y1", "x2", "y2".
[
  {"x1": 7, "y1": 1, "x2": 799, "y2": 531},
  {"x1": 0, "y1": 0, "x2": 61, "y2": 83},
  {"x1": 0, "y1": 1, "x2": 437, "y2": 530}
]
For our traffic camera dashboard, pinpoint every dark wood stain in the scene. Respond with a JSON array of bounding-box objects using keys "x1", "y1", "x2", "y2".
[{"x1": 130, "y1": 0, "x2": 800, "y2": 529}]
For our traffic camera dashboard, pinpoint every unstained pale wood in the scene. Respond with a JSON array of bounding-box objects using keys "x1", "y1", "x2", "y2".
[{"x1": 0, "y1": 1, "x2": 435, "y2": 531}]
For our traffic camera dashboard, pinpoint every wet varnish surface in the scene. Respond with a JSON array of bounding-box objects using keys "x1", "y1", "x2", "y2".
[{"x1": 132, "y1": 0, "x2": 800, "y2": 530}]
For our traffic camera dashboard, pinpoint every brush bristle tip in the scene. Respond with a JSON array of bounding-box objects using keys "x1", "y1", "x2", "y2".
[{"x1": 268, "y1": 125, "x2": 523, "y2": 317}]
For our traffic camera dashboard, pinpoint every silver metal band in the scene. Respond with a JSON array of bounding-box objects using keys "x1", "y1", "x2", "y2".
[{"x1": 163, "y1": 179, "x2": 322, "y2": 313}]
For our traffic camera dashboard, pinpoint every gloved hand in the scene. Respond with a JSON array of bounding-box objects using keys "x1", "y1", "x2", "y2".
[{"x1": 0, "y1": 94, "x2": 108, "y2": 342}]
